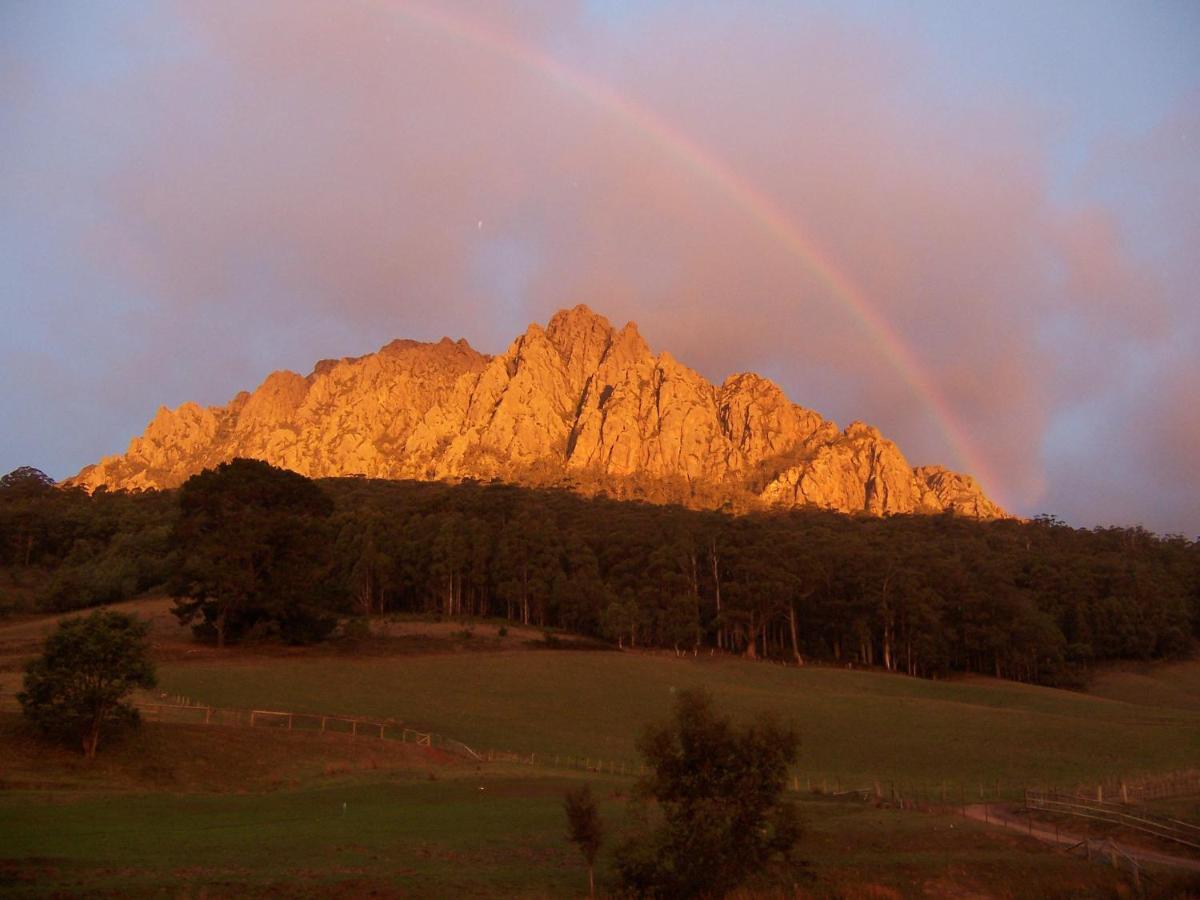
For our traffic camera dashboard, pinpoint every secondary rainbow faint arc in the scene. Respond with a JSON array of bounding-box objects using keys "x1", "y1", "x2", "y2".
[{"x1": 368, "y1": 0, "x2": 1001, "y2": 497}]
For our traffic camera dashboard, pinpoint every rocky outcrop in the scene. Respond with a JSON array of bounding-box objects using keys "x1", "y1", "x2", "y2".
[
  {"x1": 913, "y1": 465, "x2": 1006, "y2": 519},
  {"x1": 72, "y1": 305, "x2": 1004, "y2": 518}
]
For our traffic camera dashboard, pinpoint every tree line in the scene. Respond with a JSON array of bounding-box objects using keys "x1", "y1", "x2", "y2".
[{"x1": 2, "y1": 461, "x2": 1197, "y2": 686}]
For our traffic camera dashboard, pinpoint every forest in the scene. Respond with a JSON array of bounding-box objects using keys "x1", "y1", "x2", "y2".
[{"x1": 2, "y1": 461, "x2": 1196, "y2": 687}]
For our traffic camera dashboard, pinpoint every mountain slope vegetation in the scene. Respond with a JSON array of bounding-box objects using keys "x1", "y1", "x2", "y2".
[{"x1": 3, "y1": 466, "x2": 1195, "y2": 687}]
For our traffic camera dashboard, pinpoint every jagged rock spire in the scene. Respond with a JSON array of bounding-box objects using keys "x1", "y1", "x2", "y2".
[{"x1": 71, "y1": 308, "x2": 1004, "y2": 518}]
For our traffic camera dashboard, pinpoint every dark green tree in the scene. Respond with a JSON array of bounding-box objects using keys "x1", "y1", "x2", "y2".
[
  {"x1": 0, "y1": 466, "x2": 59, "y2": 568},
  {"x1": 616, "y1": 688, "x2": 802, "y2": 898},
  {"x1": 170, "y1": 459, "x2": 335, "y2": 646},
  {"x1": 18, "y1": 609, "x2": 156, "y2": 758},
  {"x1": 564, "y1": 784, "x2": 604, "y2": 898},
  {"x1": 0, "y1": 466, "x2": 56, "y2": 493}
]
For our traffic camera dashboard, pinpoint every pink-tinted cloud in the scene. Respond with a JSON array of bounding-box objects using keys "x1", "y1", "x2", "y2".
[
  {"x1": 16, "y1": 1, "x2": 1195, "y2": 531},
  {"x1": 1053, "y1": 208, "x2": 1167, "y2": 338}
]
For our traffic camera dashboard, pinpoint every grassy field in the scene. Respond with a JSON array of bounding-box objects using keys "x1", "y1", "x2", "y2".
[
  {"x1": 0, "y1": 713, "x2": 1142, "y2": 898},
  {"x1": 4, "y1": 782, "x2": 1147, "y2": 898},
  {"x1": 0, "y1": 772, "x2": 603, "y2": 896},
  {"x1": 155, "y1": 648, "x2": 1200, "y2": 796},
  {"x1": 3, "y1": 603, "x2": 1199, "y2": 896},
  {"x1": 1087, "y1": 660, "x2": 1200, "y2": 713}
]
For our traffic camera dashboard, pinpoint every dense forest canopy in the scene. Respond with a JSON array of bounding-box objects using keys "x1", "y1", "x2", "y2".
[{"x1": 2, "y1": 463, "x2": 1196, "y2": 687}]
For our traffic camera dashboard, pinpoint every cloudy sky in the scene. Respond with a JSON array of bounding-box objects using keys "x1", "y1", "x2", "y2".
[{"x1": 3, "y1": 1, "x2": 1198, "y2": 534}]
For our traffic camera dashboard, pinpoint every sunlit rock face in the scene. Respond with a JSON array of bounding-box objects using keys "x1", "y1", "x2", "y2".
[{"x1": 72, "y1": 305, "x2": 1004, "y2": 518}]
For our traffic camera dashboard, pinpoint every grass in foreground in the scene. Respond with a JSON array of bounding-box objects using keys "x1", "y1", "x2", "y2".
[
  {"x1": 0, "y1": 725, "x2": 1140, "y2": 899},
  {"x1": 3, "y1": 605, "x2": 1197, "y2": 896},
  {"x1": 0, "y1": 695, "x2": 1183, "y2": 897}
]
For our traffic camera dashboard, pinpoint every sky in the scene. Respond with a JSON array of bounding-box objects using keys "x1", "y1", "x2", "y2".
[{"x1": 2, "y1": 0, "x2": 1198, "y2": 535}]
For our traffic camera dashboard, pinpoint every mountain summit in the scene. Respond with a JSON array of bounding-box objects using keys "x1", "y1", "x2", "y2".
[{"x1": 72, "y1": 305, "x2": 1004, "y2": 518}]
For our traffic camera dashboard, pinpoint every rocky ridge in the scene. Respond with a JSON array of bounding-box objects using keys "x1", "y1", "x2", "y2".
[{"x1": 72, "y1": 306, "x2": 1005, "y2": 518}]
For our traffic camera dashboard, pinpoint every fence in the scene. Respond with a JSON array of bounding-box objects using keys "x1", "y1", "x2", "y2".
[
  {"x1": 1066, "y1": 837, "x2": 1150, "y2": 891},
  {"x1": 484, "y1": 750, "x2": 645, "y2": 776},
  {"x1": 1024, "y1": 789, "x2": 1200, "y2": 852},
  {"x1": 786, "y1": 775, "x2": 1020, "y2": 806},
  {"x1": 1087, "y1": 771, "x2": 1200, "y2": 804},
  {"x1": 5, "y1": 690, "x2": 1198, "y2": 826},
  {"x1": 133, "y1": 701, "x2": 482, "y2": 760},
  {"x1": 781, "y1": 770, "x2": 1200, "y2": 808}
]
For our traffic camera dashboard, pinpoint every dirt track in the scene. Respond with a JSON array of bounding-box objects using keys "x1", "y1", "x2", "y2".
[{"x1": 963, "y1": 803, "x2": 1200, "y2": 873}]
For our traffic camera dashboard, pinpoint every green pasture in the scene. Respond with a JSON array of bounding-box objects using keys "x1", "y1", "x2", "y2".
[
  {"x1": 0, "y1": 770, "x2": 1130, "y2": 898},
  {"x1": 0, "y1": 771, "x2": 608, "y2": 896},
  {"x1": 158, "y1": 651, "x2": 1200, "y2": 795},
  {"x1": 1087, "y1": 659, "x2": 1200, "y2": 713}
]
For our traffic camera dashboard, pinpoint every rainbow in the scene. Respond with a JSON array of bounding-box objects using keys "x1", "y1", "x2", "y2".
[{"x1": 363, "y1": 0, "x2": 1001, "y2": 499}]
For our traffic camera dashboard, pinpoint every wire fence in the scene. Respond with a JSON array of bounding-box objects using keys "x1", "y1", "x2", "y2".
[
  {"x1": 1025, "y1": 788, "x2": 1200, "y2": 852},
  {"x1": 1063, "y1": 838, "x2": 1154, "y2": 892},
  {"x1": 6, "y1": 690, "x2": 1198, "y2": 839},
  {"x1": 1095, "y1": 770, "x2": 1200, "y2": 804},
  {"x1": 132, "y1": 700, "x2": 482, "y2": 760}
]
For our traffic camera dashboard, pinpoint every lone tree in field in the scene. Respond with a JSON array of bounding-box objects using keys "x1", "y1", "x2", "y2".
[
  {"x1": 564, "y1": 784, "x2": 604, "y2": 898},
  {"x1": 18, "y1": 609, "x2": 156, "y2": 759},
  {"x1": 616, "y1": 688, "x2": 802, "y2": 898},
  {"x1": 171, "y1": 458, "x2": 336, "y2": 646}
]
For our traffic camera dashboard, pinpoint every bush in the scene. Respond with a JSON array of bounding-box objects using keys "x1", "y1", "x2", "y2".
[{"x1": 341, "y1": 617, "x2": 371, "y2": 641}]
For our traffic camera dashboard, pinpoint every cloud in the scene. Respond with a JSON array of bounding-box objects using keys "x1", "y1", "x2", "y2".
[
  {"x1": 3, "y1": 1, "x2": 1195, "y2": 532},
  {"x1": 1036, "y1": 96, "x2": 1200, "y2": 534}
]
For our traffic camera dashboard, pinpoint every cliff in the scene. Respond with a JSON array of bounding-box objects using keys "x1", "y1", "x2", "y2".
[{"x1": 72, "y1": 305, "x2": 1005, "y2": 518}]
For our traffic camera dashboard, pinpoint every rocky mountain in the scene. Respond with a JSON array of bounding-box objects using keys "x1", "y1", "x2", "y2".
[{"x1": 71, "y1": 306, "x2": 1005, "y2": 518}]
